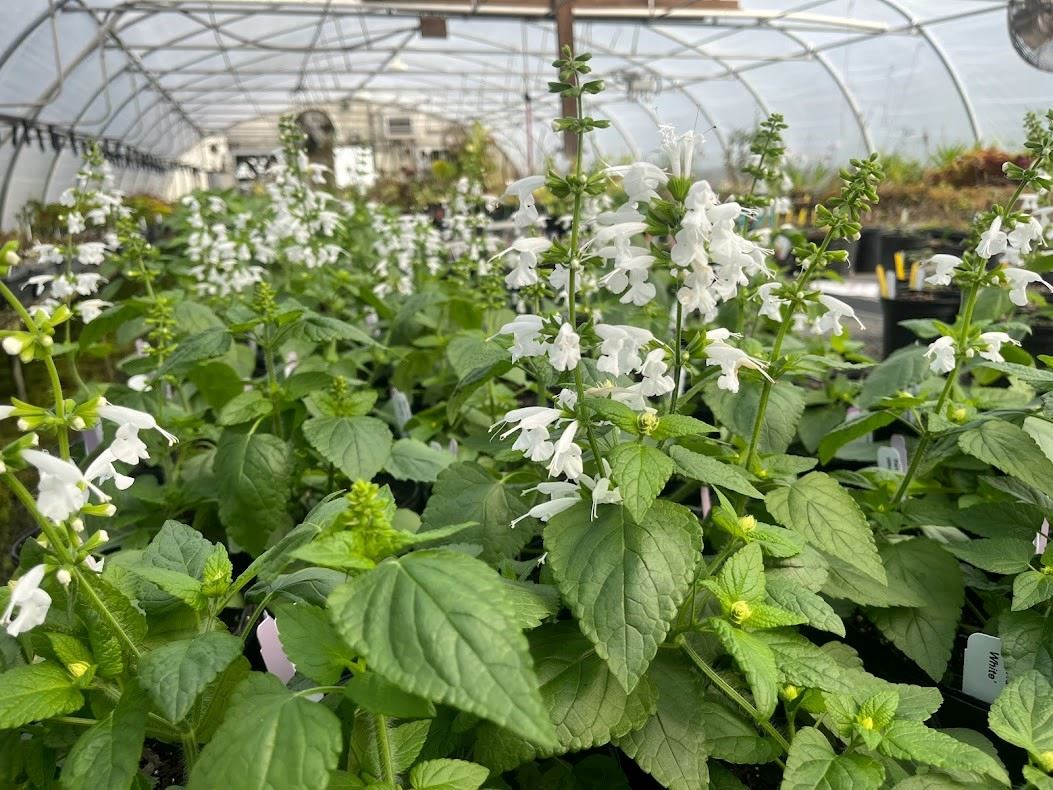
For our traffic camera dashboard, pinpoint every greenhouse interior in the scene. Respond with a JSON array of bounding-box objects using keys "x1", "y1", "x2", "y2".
[{"x1": 2, "y1": 0, "x2": 1053, "y2": 788}]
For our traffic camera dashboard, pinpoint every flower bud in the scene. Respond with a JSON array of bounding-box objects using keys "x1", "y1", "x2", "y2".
[
  {"x1": 40, "y1": 336, "x2": 53, "y2": 348},
  {"x1": 3, "y1": 250, "x2": 19, "y2": 268},
  {"x1": 67, "y1": 661, "x2": 91, "y2": 679},
  {"x1": 729, "y1": 600, "x2": 753, "y2": 625},
  {"x1": 781, "y1": 684, "x2": 799, "y2": 701},
  {"x1": 70, "y1": 416, "x2": 85, "y2": 430},
  {"x1": 2, "y1": 336, "x2": 23, "y2": 355},
  {"x1": 96, "y1": 530, "x2": 109, "y2": 544},
  {"x1": 637, "y1": 411, "x2": 660, "y2": 436},
  {"x1": 738, "y1": 515, "x2": 757, "y2": 534},
  {"x1": 858, "y1": 715, "x2": 875, "y2": 731},
  {"x1": 16, "y1": 418, "x2": 29, "y2": 432},
  {"x1": 1037, "y1": 751, "x2": 1053, "y2": 773},
  {"x1": 56, "y1": 569, "x2": 72, "y2": 586},
  {"x1": 70, "y1": 518, "x2": 84, "y2": 533},
  {"x1": 951, "y1": 406, "x2": 968, "y2": 423}
]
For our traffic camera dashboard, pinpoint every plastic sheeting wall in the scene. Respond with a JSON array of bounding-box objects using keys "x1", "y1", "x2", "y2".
[{"x1": 1, "y1": 0, "x2": 1053, "y2": 228}]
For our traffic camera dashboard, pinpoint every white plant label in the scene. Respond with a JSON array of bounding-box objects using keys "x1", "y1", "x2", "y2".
[{"x1": 962, "y1": 633, "x2": 1005, "y2": 704}]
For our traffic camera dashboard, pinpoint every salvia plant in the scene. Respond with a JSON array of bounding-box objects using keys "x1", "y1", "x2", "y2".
[{"x1": 0, "y1": 48, "x2": 1050, "y2": 790}]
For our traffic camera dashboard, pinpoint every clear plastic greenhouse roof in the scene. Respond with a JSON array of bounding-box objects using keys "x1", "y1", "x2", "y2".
[{"x1": 2, "y1": 0, "x2": 1052, "y2": 224}]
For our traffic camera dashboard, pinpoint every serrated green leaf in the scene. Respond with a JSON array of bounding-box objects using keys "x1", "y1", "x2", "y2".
[
  {"x1": 214, "y1": 430, "x2": 293, "y2": 556},
  {"x1": 328, "y1": 550, "x2": 555, "y2": 746},
  {"x1": 879, "y1": 720, "x2": 1009, "y2": 785},
  {"x1": 669, "y1": 446, "x2": 763, "y2": 499},
  {"x1": 0, "y1": 663, "x2": 81, "y2": 728},
  {"x1": 420, "y1": 462, "x2": 534, "y2": 561},
  {"x1": 958, "y1": 420, "x2": 1053, "y2": 494},
  {"x1": 615, "y1": 652, "x2": 712, "y2": 790},
  {"x1": 189, "y1": 673, "x2": 343, "y2": 790},
  {"x1": 709, "y1": 619, "x2": 779, "y2": 717},
  {"x1": 818, "y1": 412, "x2": 896, "y2": 464},
  {"x1": 384, "y1": 439, "x2": 453, "y2": 482},
  {"x1": 653, "y1": 414, "x2": 716, "y2": 440},
  {"x1": 274, "y1": 602, "x2": 349, "y2": 685},
  {"x1": 60, "y1": 685, "x2": 147, "y2": 790},
  {"x1": 217, "y1": 390, "x2": 272, "y2": 427},
  {"x1": 545, "y1": 500, "x2": 700, "y2": 691},
  {"x1": 783, "y1": 727, "x2": 885, "y2": 790},
  {"x1": 289, "y1": 533, "x2": 377, "y2": 571},
  {"x1": 143, "y1": 520, "x2": 215, "y2": 578},
  {"x1": 303, "y1": 416, "x2": 393, "y2": 481},
  {"x1": 999, "y1": 610, "x2": 1053, "y2": 678},
  {"x1": 866, "y1": 539, "x2": 963, "y2": 681},
  {"x1": 989, "y1": 670, "x2": 1053, "y2": 758},
  {"x1": 766, "y1": 472, "x2": 885, "y2": 584},
  {"x1": 765, "y1": 580, "x2": 845, "y2": 636},
  {"x1": 705, "y1": 379, "x2": 805, "y2": 455},
  {"x1": 137, "y1": 632, "x2": 242, "y2": 722},
  {"x1": 161, "y1": 328, "x2": 232, "y2": 375},
  {"x1": 699, "y1": 700, "x2": 778, "y2": 764},
  {"x1": 1013, "y1": 570, "x2": 1053, "y2": 611},
  {"x1": 344, "y1": 672, "x2": 436, "y2": 719},
  {"x1": 128, "y1": 566, "x2": 205, "y2": 610},
  {"x1": 609, "y1": 443, "x2": 673, "y2": 522},
  {"x1": 945, "y1": 537, "x2": 1035, "y2": 575},
  {"x1": 409, "y1": 759, "x2": 489, "y2": 790},
  {"x1": 500, "y1": 579, "x2": 560, "y2": 629}
]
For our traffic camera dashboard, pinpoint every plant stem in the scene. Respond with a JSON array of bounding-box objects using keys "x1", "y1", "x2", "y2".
[
  {"x1": 679, "y1": 635, "x2": 791, "y2": 754},
  {"x1": 374, "y1": 713, "x2": 396, "y2": 786},
  {"x1": 72, "y1": 566, "x2": 142, "y2": 659},
  {"x1": 181, "y1": 727, "x2": 199, "y2": 773}
]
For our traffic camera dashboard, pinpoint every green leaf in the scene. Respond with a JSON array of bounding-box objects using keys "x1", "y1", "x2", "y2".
[
  {"x1": 545, "y1": 500, "x2": 701, "y2": 691},
  {"x1": 990, "y1": 672, "x2": 1053, "y2": 758},
  {"x1": 1023, "y1": 416, "x2": 1053, "y2": 464},
  {"x1": 344, "y1": 672, "x2": 436, "y2": 719},
  {"x1": 384, "y1": 439, "x2": 453, "y2": 483},
  {"x1": 945, "y1": 537, "x2": 1035, "y2": 575},
  {"x1": 583, "y1": 397, "x2": 641, "y2": 434},
  {"x1": 866, "y1": 539, "x2": 963, "y2": 681},
  {"x1": 290, "y1": 312, "x2": 377, "y2": 346},
  {"x1": 142, "y1": 520, "x2": 214, "y2": 578},
  {"x1": 615, "y1": 651, "x2": 711, "y2": 790},
  {"x1": 214, "y1": 430, "x2": 293, "y2": 556},
  {"x1": 858, "y1": 345, "x2": 930, "y2": 408},
  {"x1": 189, "y1": 361, "x2": 244, "y2": 411},
  {"x1": 705, "y1": 379, "x2": 806, "y2": 455},
  {"x1": 189, "y1": 673, "x2": 343, "y2": 790},
  {"x1": 420, "y1": 462, "x2": 534, "y2": 561},
  {"x1": 878, "y1": 720, "x2": 1009, "y2": 785},
  {"x1": 60, "y1": 685, "x2": 147, "y2": 790},
  {"x1": 274, "y1": 603, "x2": 349, "y2": 685},
  {"x1": 709, "y1": 619, "x2": 779, "y2": 717},
  {"x1": 652, "y1": 414, "x2": 716, "y2": 440},
  {"x1": 0, "y1": 664, "x2": 83, "y2": 728},
  {"x1": 500, "y1": 579, "x2": 560, "y2": 629},
  {"x1": 328, "y1": 550, "x2": 555, "y2": 746},
  {"x1": 289, "y1": 533, "x2": 377, "y2": 571},
  {"x1": 766, "y1": 472, "x2": 885, "y2": 584},
  {"x1": 999, "y1": 610, "x2": 1053, "y2": 678},
  {"x1": 669, "y1": 446, "x2": 763, "y2": 499},
  {"x1": 766, "y1": 579, "x2": 845, "y2": 636},
  {"x1": 445, "y1": 335, "x2": 513, "y2": 423},
  {"x1": 303, "y1": 416, "x2": 393, "y2": 482},
  {"x1": 818, "y1": 412, "x2": 896, "y2": 464},
  {"x1": 1013, "y1": 570, "x2": 1053, "y2": 611},
  {"x1": 128, "y1": 566, "x2": 205, "y2": 610},
  {"x1": 782, "y1": 727, "x2": 885, "y2": 790},
  {"x1": 217, "y1": 390, "x2": 273, "y2": 427},
  {"x1": 409, "y1": 759, "x2": 489, "y2": 790},
  {"x1": 822, "y1": 555, "x2": 926, "y2": 608},
  {"x1": 609, "y1": 443, "x2": 673, "y2": 522},
  {"x1": 161, "y1": 328, "x2": 232, "y2": 375},
  {"x1": 137, "y1": 632, "x2": 242, "y2": 722},
  {"x1": 699, "y1": 701, "x2": 778, "y2": 764},
  {"x1": 958, "y1": 420, "x2": 1053, "y2": 493}
]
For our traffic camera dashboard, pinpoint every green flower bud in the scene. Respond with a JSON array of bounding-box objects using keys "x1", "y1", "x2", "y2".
[
  {"x1": 637, "y1": 411, "x2": 659, "y2": 436},
  {"x1": 730, "y1": 600, "x2": 753, "y2": 625}
]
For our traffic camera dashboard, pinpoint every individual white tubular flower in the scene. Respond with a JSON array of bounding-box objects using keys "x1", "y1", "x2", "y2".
[
  {"x1": 548, "y1": 323, "x2": 581, "y2": 372},
  {"x1": 978, "y1": 331, "x2": 1020, "y2": 363},
  {"x1": 677, "y1": 265, "x2": 719, "y2": 320},
  {"x1": 595, "y1": 324, "x2": 654, "y2": 377},
  {"x1": 547, "y1": 421, "x2": 584, "y2": 480},
  {"x1": 704, "y1": 338, "x2": 771, "y2": 394},
  {"x1": 926, "y1": 254, "x2": 962, "y2": 286},
  {"x1": 97, "y1": 400, "x2": 177, "y2": 445},
  {"x1": 500, "y1": 237, "x2": 550, "y2": 290},
  {"x1": 1002, "y1": 267, "x2": 1053, "y2": 306},
  {"x1": 1, "y1": 565, "x2": 51, "y2": 637},
  {"x1": 494, "y1": 406, "x2": 563, "y2": 463},
  {"x1": 660, "y1": 125, "x2": 702, "y2": 179},
  {"x1": 496, "y1": 314, "x2": 547, "y2": 361},
  {"x1": 1008, "y1": 216, "x2": 1045, "y2": 254},
  {"x1": 75, "y1": 299, "x2": 112, "y2": 324},
  {"x1": 924, "y1": 336, "x2": 957, "y2": 374},
  {"x1": 580, "y1": 459, "x2": 621, "y2": 519},
  {"x1": 815, "y1": 294, "x2": 865, "y2": 336},
  {"x1": 126, "y1": 374, "x2": 153, "y2": 393},
  {"x1": 22, "y1": 449, "x2": 109, "y2": 522},
  {"x1": 511, "y1": 482, "x2": 580, "y2": 527},
  {"x1": 84, "y1": 450, "x2": 135, "y2": 491},
  {"x1": 504, "y1": 176, "x2": 545, "y2": 229},
  {"x1": 977, "y1": 216, "x2": 1008, "y2": 258},
  {"x1": 757, "y1": 282, "x2": 787, "y2": 322},
  {"x1": 637, "y1": 348, "x2": 676, "y2": 398},
  {"x1": 605, "y1": 162, "x2": 668, "y2": 207}
]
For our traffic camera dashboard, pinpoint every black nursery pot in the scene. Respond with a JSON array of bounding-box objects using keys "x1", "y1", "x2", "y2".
[
  {"x1": 878, "y1": 230, "x2": 929, "y2": 270},
  {"x1": 855, "y1": 228, "x2": 882, "y2": 273},
  {"x1": 1023, "y1": 316, "x2": 1053, "y2": 359},
  {"x1": 881, "y1": 289, "x2": 962, "y2": 358}
]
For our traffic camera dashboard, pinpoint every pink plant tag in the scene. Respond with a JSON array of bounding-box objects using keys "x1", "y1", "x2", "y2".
[
  {"x1": 1036, "y1": 519, "x2": 1050, "y2": 555},
  {"x1": 890, "y1": 434, "x2": 908, "y2": 469},
  {"x1": 257, "y1": 613, "x2": 295, "y2": 683},
  {"x1": 700, "y1": 486, "x2": 711, "y2": 519}
]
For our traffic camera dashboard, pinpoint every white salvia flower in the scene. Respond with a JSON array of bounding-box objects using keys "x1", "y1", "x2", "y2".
[
  {"x1": 494, "y1": 406, "x2": 563, "y2": 463},
  {"x1": 76, "y1": 242, "x2": 107, "y2": 266},
  {"x1": 83, "y1": 450, "x2": 135, "y2": 491},
  {"x1": 620, "y1": 268, "x2": 656, "y2": 306},
  {"x1": 556, "y1": 388, "x2": 578, "y2": 410},
  {"x1": 704, "y1": 338, "x2": 771, "y2": 394},
  {"x1": 1008, "y1": 217, "x2": 1045, "y2": 255},
  {"x1": 660, "y1": 125, "x2": 702, "y2": 179},
  {"x1": 678, "y1": 265, "x2": 719, "y2": 320},
  {"x1": 579, "y1": 459, "x2": 621, "y2": 519},
  {"x1": 1, "y1": 565, "x2": 51, "y2": 637},
  {"x1": 66, "y1": 212, "x2": 85, "y2": 235},
  {"x1": 504, "y1": 176, "x2": 545, "y2": 229},
  {"x1": 548, "y1": 323, "x2": 581, "y2": 372},
  {"x1": 595, "y1": 324, "x2": 654, "y2": 377},
  {"x1": 75, "y1": 299, "x2": 111, "y2": 324},
  {"x1": 496, "y1": 314, "x2": 546, "y2": 361},
  {"x1": 22, "y1": 449, "x2": 109, "y2": 522},
  {"x1": 106, "y1": 423, "x2": 151, "y2": 466},
  {"x1": 926, "y1": 254, "x2": 962, "y2": 286},
  {"x1": 97, "y1": 400, "x2": 178, "y2": 445},
  {"x1": 500, "y1": 237, "x2": 551, "y2": 289},
  {"x1": 547, "y1": 421, "x2": 583, "y2": 480},
  {"x1": 637, "y1": 348, "x2": 675, "y2": 398},
  {"x1": 127, "y1": 374, "x2": 152, "y2": 393},
  {"x1": 536, "y1": 552, "x2": 548, "y2": 566},
  {"x1": 511, "y1": 482, "x2": 580, "y2": 527},
  {"x1": 977, "y1": 216, "x2": 1008, "y2": 258},
  {"x1": 924, "y1": 336, "x2": 957, "y2": 374},
  {"x1": 605, "y1": 162, "x2": 668, "y2": 207},
  {"x1": 390, "y1": 389, "x2": 413, "y2": 432},
  {"x1": 815, "y1": 294, "x2": 865, "y2": 336},
  {"x1": 1003, "y1": 267, "x2": 1053, "y2": 306},
  {"x1": 83, "y1": 555, "x2": 104, "y2": 574},
  {"x1": 757, "y1": 282, "x2": 786, "y2": 322},
  {"x1": 56, "y1": 569, "x2": 72, "y2": 587},
  {"x1": 978, "y1": 331, "x2": 1020, "y2": 363}
]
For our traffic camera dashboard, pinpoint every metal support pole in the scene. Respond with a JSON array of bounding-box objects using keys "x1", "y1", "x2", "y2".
[{"x1": 553, "y1": 0, "x2": 576, "y2": 158}]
